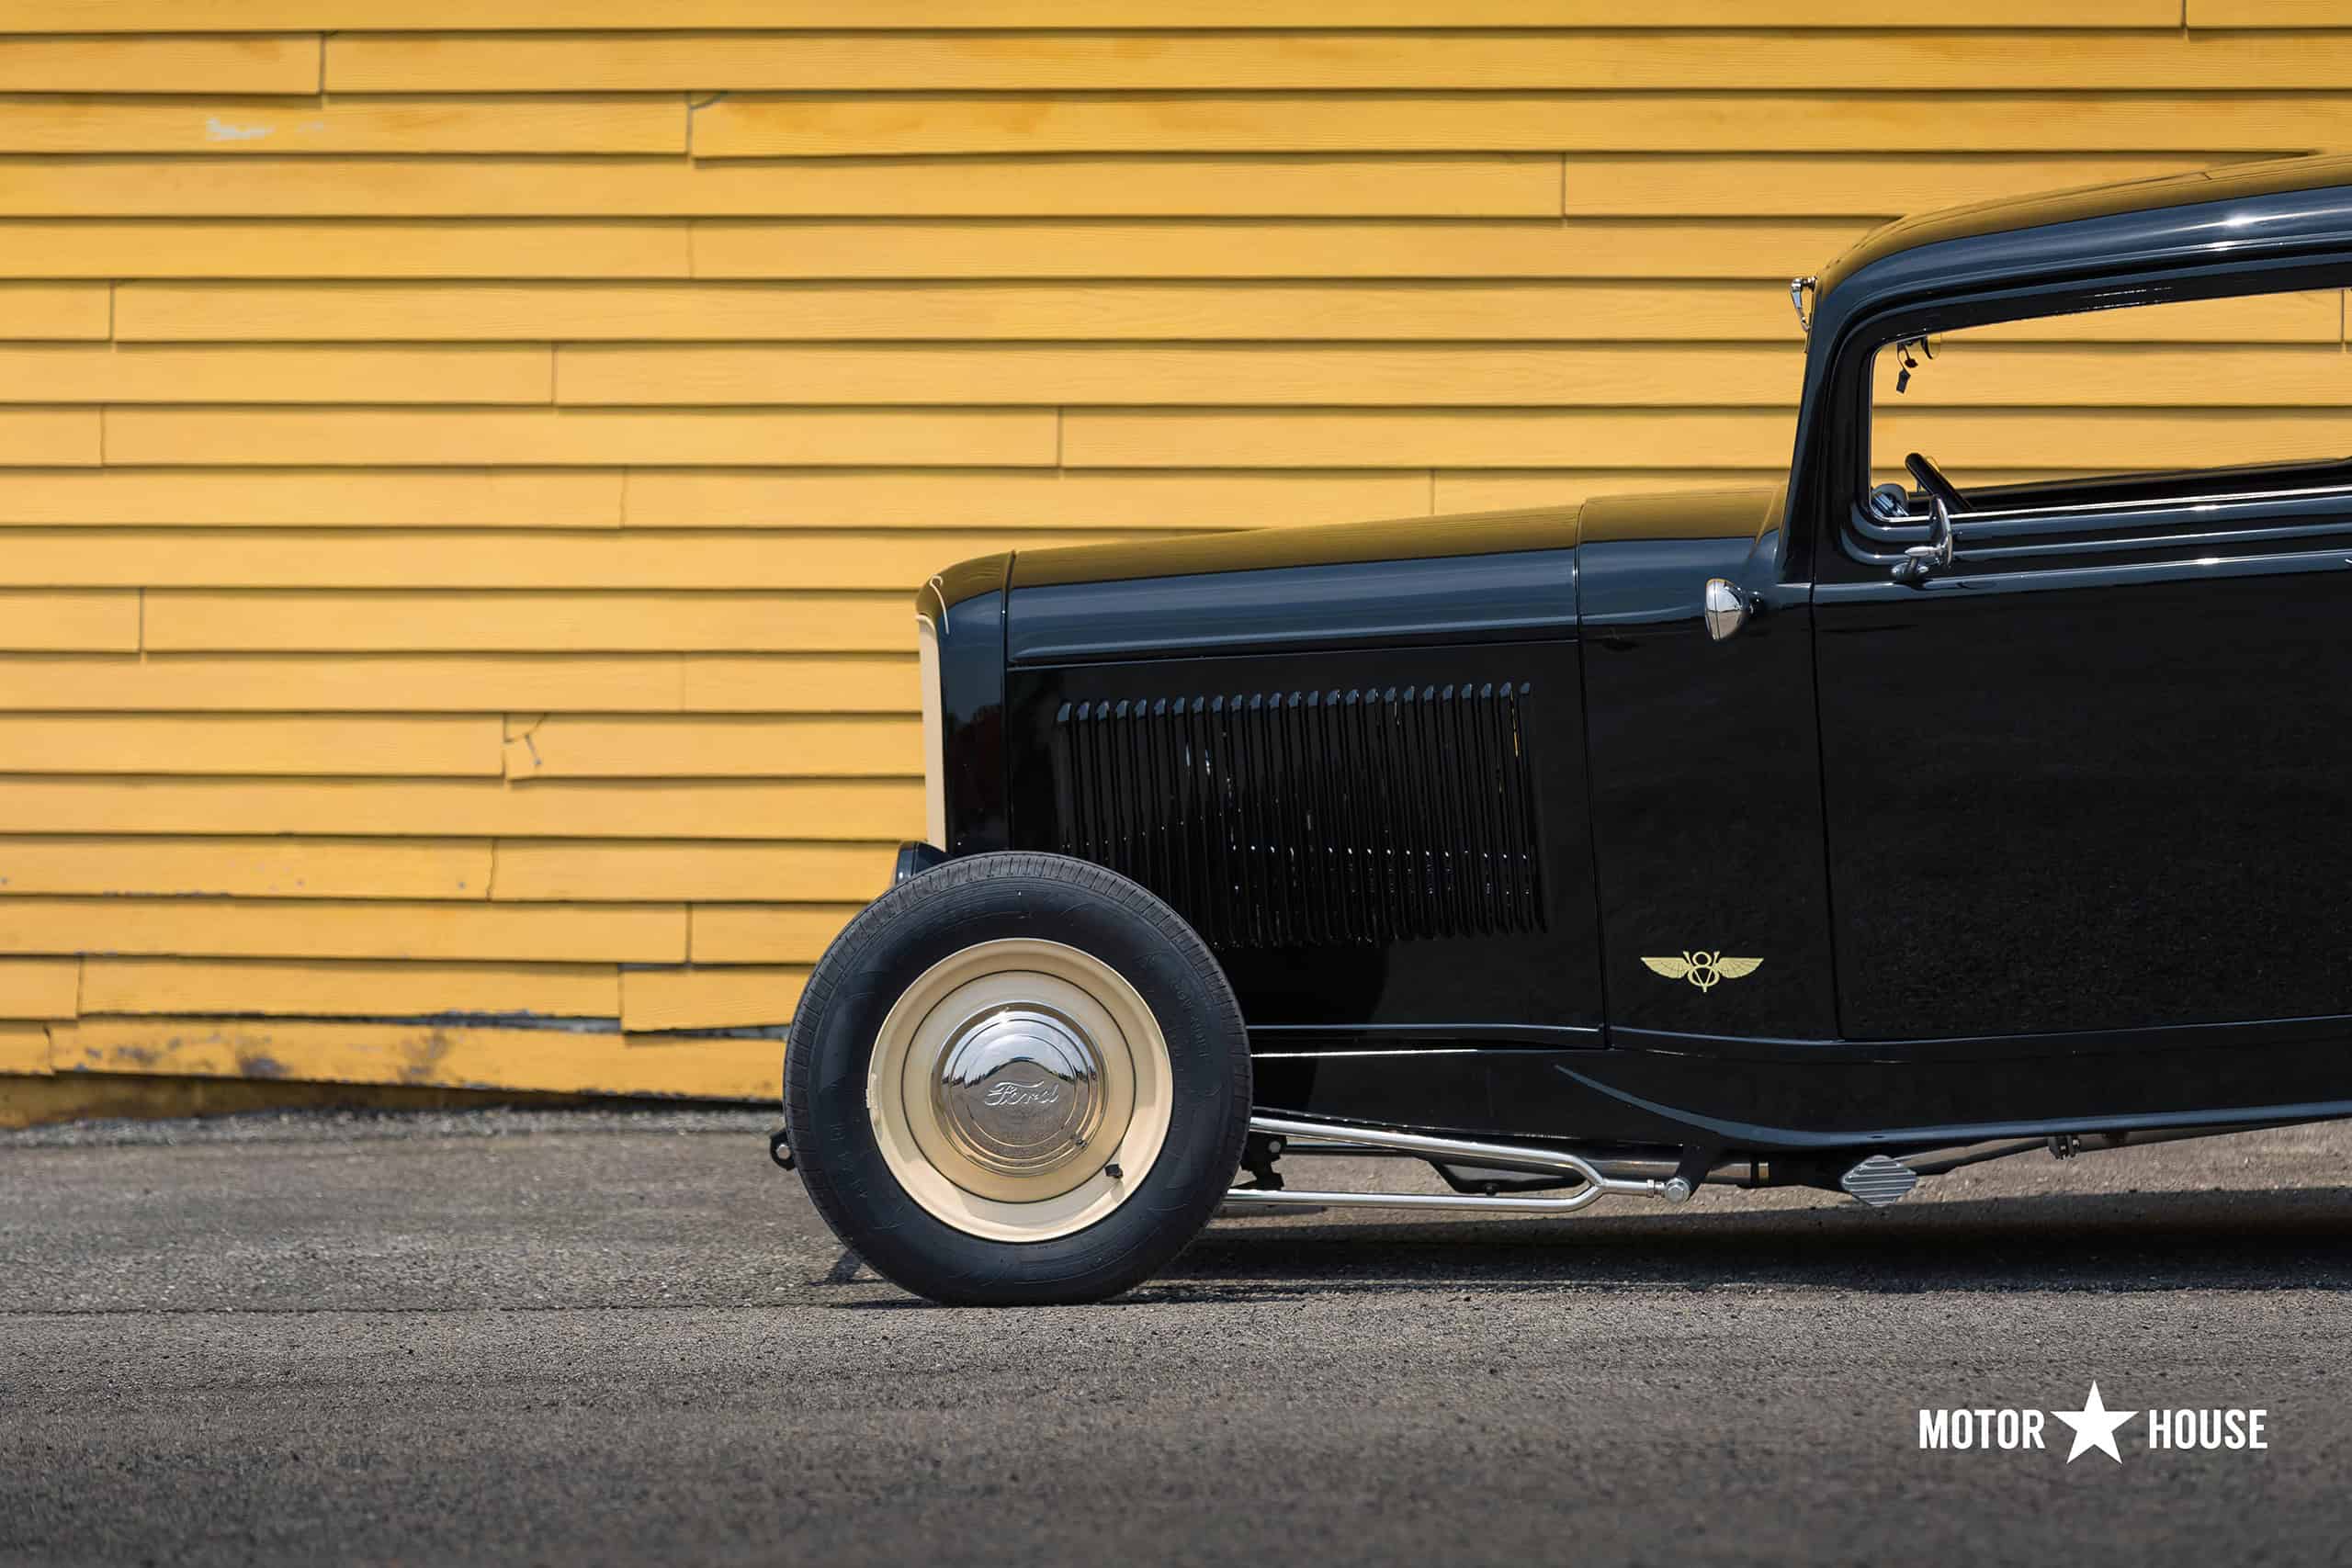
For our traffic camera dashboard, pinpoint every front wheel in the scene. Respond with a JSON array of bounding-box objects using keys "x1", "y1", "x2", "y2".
[{"x1": 784, "y1": 852, "x2": 1250, "y2": 1305}]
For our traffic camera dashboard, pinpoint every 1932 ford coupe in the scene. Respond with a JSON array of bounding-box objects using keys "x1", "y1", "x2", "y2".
[{"x1": 779, "y1": 154, "x2": 2352, "y2": 1304}]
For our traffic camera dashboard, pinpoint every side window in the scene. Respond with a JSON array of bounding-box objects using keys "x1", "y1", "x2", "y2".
[{"x1": 1865, "y1": 288, "x2": 2346, "y2": 516}]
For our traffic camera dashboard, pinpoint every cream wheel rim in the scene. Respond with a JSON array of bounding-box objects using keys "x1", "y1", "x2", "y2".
[{"x1": 866, "y1": 938, "x2": 1172, "y2": 1243}]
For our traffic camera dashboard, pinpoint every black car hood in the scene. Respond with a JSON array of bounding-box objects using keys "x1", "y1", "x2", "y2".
[
  {"x1": 1010, "y1": 503, "x2": 1582, "y2": 591},
  {"x1": 999, "y1": 488, "x2": 1783, "y2": 665},
  {"x1": 1003, "y1": 503, "x2": 1586, "y2": 665},
  {"x1": 1575, "y1": 484, "x2": 1782, "y2": 549}
]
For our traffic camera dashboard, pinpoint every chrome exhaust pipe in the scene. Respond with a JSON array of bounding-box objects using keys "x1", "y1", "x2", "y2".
[{"x1": 1221, "y1": 1114, "x2": 1693, "y2": 1216}]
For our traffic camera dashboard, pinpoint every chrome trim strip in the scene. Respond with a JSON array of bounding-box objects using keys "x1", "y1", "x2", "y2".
[
  {"x1": 1969, "y1": 475, "x2": 2352, "y2": 525},
  {"x1": 1842, "y1": 478, "x2": 2352, "y2": 574},
  {"x1": 1819, "y1": 543, "x2": 2352, "y2": 602},
  {"x1": 1849, "y1": 475, "x2": 2352, "y2": 547},
  {"x1": 1960, "y1": 516, "x2": 2352, "y2": 562}
]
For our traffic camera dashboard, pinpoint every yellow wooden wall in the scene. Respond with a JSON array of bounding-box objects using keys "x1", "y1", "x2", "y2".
[{"x1": 0, "y1": 0, "x2": 2338, "y2": 1101}]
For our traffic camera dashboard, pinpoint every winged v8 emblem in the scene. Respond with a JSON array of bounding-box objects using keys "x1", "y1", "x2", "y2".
[{"x1": 1641, "y1": 952, "x2": 1762, "y2": 991}]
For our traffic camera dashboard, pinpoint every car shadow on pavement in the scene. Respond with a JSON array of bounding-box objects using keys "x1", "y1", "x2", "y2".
[
  {"x1": 819, "y1": 1186, "x2": 2352, "y2": 1306},
  {"x1": 1141, "y1": 1184, "x2": 2352, "y2": 1300}
]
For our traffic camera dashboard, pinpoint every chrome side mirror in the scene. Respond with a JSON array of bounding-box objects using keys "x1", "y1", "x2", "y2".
[
  {"x1": 1891, "y1": 495, "x2": 1954, "y2": 587},
  {"x1": 1702, "y1": 578, "x2": 1749, "y2": 641}
]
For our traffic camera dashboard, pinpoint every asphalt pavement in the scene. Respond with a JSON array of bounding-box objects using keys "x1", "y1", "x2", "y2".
[{"x1": 2, "y1": 1107, "x2": 2347, "y2": 1566}]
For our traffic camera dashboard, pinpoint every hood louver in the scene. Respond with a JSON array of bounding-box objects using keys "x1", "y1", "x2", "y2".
[{"x1": 1049, "y1": 682, "x2": 1544, "y2": 951}]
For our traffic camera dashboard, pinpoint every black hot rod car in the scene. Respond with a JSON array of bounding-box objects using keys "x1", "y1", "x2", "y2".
[{"x1": 779, "y1": 153, "x2": 2352, "y2": 1304}]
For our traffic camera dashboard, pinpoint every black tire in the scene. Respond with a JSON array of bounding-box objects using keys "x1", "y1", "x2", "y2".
[{"x1": 783, "y1": 851, "x2": 1251, "y2": 1306}]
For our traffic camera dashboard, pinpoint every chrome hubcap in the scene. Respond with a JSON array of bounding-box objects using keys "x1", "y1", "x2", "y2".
[
  {"x1": 866, "y1": 938, "x2": 1174, "y2": 1243},
  {"x1": 933, "y1": 1005, "x2": 1105, "y2": 1179}
]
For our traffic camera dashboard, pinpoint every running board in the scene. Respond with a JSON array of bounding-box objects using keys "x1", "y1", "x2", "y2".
[{"x1": 1220, "y1": 1114, "x2": 1694, "y2": 1216}]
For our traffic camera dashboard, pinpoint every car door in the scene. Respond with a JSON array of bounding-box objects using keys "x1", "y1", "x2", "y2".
[{"x1": 1814, "y1": 471, "x2": 2352, "y2": 1042}]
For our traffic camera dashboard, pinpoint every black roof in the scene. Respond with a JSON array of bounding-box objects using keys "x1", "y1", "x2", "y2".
[{"x1": 1816, "y1": 150, "x2": 2352, "y2": 304}]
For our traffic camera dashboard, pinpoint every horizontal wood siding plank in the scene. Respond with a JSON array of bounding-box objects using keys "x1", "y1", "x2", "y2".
[
  {"x1": 141, "y1": 590, "x2": 909, "y2": 652},
  {"x1": 0, "y1": 957, "x2": 80, "y2": 1021},
  {"x1": 1561, "y1": 153, "x2": 2260, "y2": 217},
  {"x1": 0, "y1": 344, "x2": 550, "y2": 405},
  {"x1": 79, "y1": 956, "x2": 620, "y2": 1020},
  {"x1": 1064, "y1": 408, "x2": 1795, "y2": 468},
  {"x1": 0, "y1": 1019, "x2": 49, "y2": 1072},
  {"x1": 1871, "y1": 407, "x2": 2352, "y2": 473},
  {"x1": 2186, "y1": 3, "x2": 2346, "y2": 24},
  {"x1": 0, "y1": 897, "x2": 685, "y2": 962},
  {"x1": 0, "y1": 155, "x2": 1566, "y2": 220},
  {"x1": 0, "y1": 836, "x2": 492, "y2": 898},
  {"x1": 0, "y1": 469, "x2": 624, "y2": 527},
  {"x1": 0, "y1": 3, "x2": 2185, "y2": 29},
  {"x1": 50, "y1": 1016, "x2": 772, "y2": 1100},
  {"x1": 690, "y1": 902, "x2": 865, "y2": 965},
  {"x1": 0, "y1": 220, "x2": 689, "y2": 278},
  {"x1": 1066, "y1": 407, "x2": 2352, "y2": 469},
  {"x1": 1432, "y1": 468, "x2": 1783, "y2": 511},
  {"x1": 0, "y1": 34, "x2": 319, "y2": 95},
  {"x1": 510, "y1": 716, "x2": 920, "y2": 778},
  {"x1": 620, "y1": 469, "x2": 1427, "y2": 528},
  {"x1": 1434, "y1": 467, "x2": 2071, "y2": 513},
  {"x1": 679, "y1": 656, "x2": 917, "y2": 714},
  {"x1": 553, "y1": 343, "x2": 1818, "y2": 407},
  {"x1": 117, "y1": 279, "x2": 1785, "y2": 343},
  {"x1": 0, "y1": 714, "x2": 502, "y2": 775},
  {"x1": 103, "y1": 409, "x2": 1057, "y2": 467},
  {"x1": 332, "y1": 30, "x2": 2352, "y2": 94},
  {"x1": 621, "y1": 964, "x2": 805, "y2": 1032},
  {"x1": 0, "y1": 412, "x2": 102, "y2": 468},
  {"x1": 1894, "y1": 342, "x2": 2352, "y2": 405},
  {"x1": 0, "y1": 776, "x2": 923, "y2": 840},
  {"x1": 0, "y1": 284, "x2": 112, "y2": 340},
  {"x1": 695, "y1": 93, "x2": 2352, "y2": 159},
  {"x1": 688, "y1": 219, "x2": 1857, "y2": 280},
  {"x1": 493, "y1": 840, "x2": 895, "y2": 901},
  {"x1": 0, "y1": 653, "x2": 914, "y2": 714},
  {"x1": 0, "y1": 96, "x2": 684, "y2": 155},
  {"x1": 0, "y1": 592, "x2": 139, "y2": 651},
  {"x1": 0, "y1": 529, "x2": 1123, "y2": 591}
]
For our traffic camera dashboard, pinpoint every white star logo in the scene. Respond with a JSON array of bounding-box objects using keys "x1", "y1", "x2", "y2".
[{"x1": 2052, "y1": 1382, "x2": 2138, "y2": 1464}]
